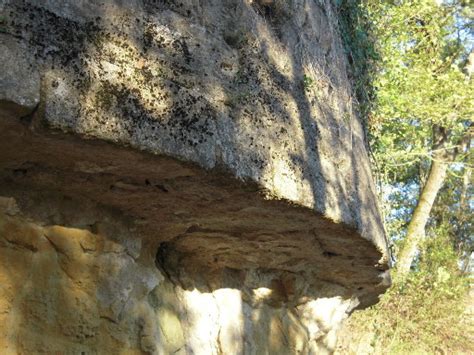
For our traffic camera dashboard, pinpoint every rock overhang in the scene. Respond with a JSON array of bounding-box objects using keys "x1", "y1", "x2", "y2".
[
  {"x1": 0, "y1": 113, "x2": 389, "y2": 308},
  {"x1": 0, "y1": 0, "x2": 390, "y2": 309}
]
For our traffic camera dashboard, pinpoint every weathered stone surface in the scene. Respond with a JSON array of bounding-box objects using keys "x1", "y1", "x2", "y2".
[
  {"x1": 0, "y1": 0, "x2": 387, "y2": 250},
  {"x1": 0, "y1": 199, "x2": 362, "y2": 354},
  {"x1": 0, "y1": 0, "x2": 390, "y2": 353},
  {"x1": 0, "y1": 120, "x2": 389, "y2": 308},
  {"x1": 0, "y1": 35, "x2": 40, "y2": 117}
]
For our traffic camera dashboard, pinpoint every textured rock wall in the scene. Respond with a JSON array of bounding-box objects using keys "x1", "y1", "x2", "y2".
[
  {"x1": 0, "y1": 0, "x2": 390, "y2": 353},
  {"x1": 0, "y1": 0, "x2": 387, "y2": 248},
  {"x1": 1, "y1": 195, "x2": 357, "y2": 354}
]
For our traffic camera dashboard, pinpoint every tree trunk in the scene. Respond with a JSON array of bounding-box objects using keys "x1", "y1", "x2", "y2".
[
  {"x1": 395, "y1": 126, "x2": 449, "y2": 280},
  {"x1": 457, "y1": 139, "x2": 471, "y2": 273}
]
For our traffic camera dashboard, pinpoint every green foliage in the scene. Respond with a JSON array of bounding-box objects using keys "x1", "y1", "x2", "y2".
[
  {"x1": 366, "y1": 0, "x2": 473, "y2": 182},
  {"x1": 366, "y1": 0, "x2": 473, "y2": 258},
  {"x1": 347, "y1": 231, "x2": 472, "y2": 354},
  {"x1": 302, "y1": 74, "x2": 315, "y2": 91},
  {"x1": 336, "y1": 0, "x2": 379, "y2": 126},
  {"x1": 430, "y1": 167, "x2": 473, "y2": 254},
  {"x1": 337, "y1": 1, "x2": 473, "y2": 352}
]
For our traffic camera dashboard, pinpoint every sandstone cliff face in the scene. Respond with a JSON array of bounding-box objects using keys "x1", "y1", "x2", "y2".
[
  {"x1": 0, "y1": 197, "x2": 358, "y2": 354},
  {"x1": 0, "y1": 0, "x2": 389, "y2": 353}
]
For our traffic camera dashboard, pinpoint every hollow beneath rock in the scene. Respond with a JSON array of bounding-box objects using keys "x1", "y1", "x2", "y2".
[
  {"x1": 0, "y1": 0, "x2": 390, "y2": 352},
  {"x1": 0, "y1": 119, "x2": 388, "y2": 353},
  {"x1": 0, "y1": 114, "x2": 389, "y2": 308}
]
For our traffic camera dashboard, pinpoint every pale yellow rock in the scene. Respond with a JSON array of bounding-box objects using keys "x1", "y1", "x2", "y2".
[
  {"x1": 0, "y1": 197, "x2": 20, "y2": 216},
  {"x1": 0, "y1": 0, "x2": 391, "y2": 352}
]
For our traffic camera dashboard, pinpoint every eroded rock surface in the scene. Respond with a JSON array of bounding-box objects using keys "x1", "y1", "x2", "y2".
[
  {"x1": 0, "y1": 0, "x2": 390, "y2": 353},
  {"x1": 0, "y1": 197, "x2": 368, "y2": 354}
]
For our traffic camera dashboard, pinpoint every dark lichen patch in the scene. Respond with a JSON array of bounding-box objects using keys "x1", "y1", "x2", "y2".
[
  {"x1": 226, "y1": 45, "x2": 295, "y2": 129},
  {"x1": 95, "y1": 85, "x2": 115, "y2": 112},
  {"x1": 223, "y1": 29, "x2": 249, "y2": 49},
  {"x1": 143, "y1": 0, "x2": 194, "y2": 17},
  {"x1": 251, "y1": 0, "x2": 293, "y2": 30},
  {"x1": 5, "y1": 3, "x2": 101, "y2": 92},
  {"x1": 15, "y1": 0, "x2": 299, "y2": 184},
  {"x1": 5, "y1": 0, "x2": 297, "y2": 142},
  {"x1": 91, "y1": 78, "x2": 215, "y2": 148},
  {"x1": 3, "y1": 1, "x2": 215, "y2": 150}
]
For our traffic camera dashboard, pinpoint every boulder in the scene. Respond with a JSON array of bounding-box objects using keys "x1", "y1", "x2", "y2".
[{"x1": 0, "y1": 0, "x2": 390, "y2": 353}]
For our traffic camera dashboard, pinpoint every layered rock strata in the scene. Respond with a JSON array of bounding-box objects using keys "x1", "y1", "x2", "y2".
[{"x1": 0, "y1": 0, "x2": 390, "y2": 353}]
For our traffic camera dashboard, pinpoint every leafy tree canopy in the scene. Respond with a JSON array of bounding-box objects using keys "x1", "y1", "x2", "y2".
[{"x1": 367, "y1": 0, "x2": 473, "y2": 183}]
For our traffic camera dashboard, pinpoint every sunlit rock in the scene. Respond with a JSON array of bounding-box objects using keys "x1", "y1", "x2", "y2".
[{"x1": 0, "y1": 0, "x2": 390, "y2": 353}]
